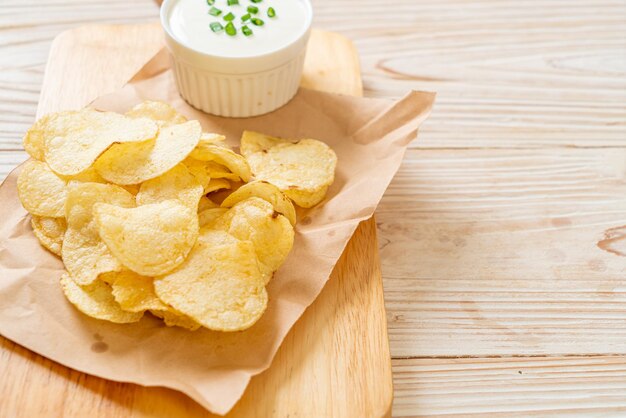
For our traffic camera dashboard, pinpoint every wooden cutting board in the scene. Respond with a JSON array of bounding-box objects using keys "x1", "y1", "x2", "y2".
[{"x1": 0, "y1": 23, "x2": 393, "y2": 417}]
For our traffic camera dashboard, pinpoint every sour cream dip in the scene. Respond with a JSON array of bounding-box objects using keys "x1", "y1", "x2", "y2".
[
  {"x1": 168, "y1": 0, "x2": 309, "y2": 58},
  {"x1": 160, "y1": 0, "x2": 313, "y2": 117}
]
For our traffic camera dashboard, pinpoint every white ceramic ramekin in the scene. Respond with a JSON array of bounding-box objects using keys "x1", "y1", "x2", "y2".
[{"x1": 160, "y1": 0, "x2": 312, "y2": 118}]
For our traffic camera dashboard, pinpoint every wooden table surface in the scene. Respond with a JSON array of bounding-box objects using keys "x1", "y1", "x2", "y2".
[{"x1": 1, "y1": 1, "x2": 625, "y2": 416}]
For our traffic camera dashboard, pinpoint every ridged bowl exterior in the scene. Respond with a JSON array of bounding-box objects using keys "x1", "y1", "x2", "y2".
[{"x1": 171, "y1": 50, "x2": 306, "y2": 118}]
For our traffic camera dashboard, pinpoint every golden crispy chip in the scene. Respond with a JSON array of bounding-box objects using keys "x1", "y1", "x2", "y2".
[
  {"x1": 121, "y1": 184, "x2": 140, "y2": 195},
  {"x1": 23, "y1": 114, "x2": 54, "y2": 161},
  {"x1": 101, "y1": 271, "x2": 168, "y2": 313},
  {"x1": 17, "y1": 159, "x2": 67, "y2": 217},
  {"x1": 31, "y1": 215, "x2": 66, "y2": 256},
  {"x1": 63, "y1": 167, "x2": 106, "y2": 184},
  {"x1": 183, "y1": 158, "x2": 211, "y2": 190},
  {"x1": 199, "y1": 207, "x2": 228, "y2": 227},
  {"x1": 150, "y1": 309, "x2": 201, "y2": 331},
  {"x1": 62, "y1": 230, "x2": 122, "y2": 286},
  {"x1": 63, "y1": 183, "x2": 136, "y2": 285},
  {"x1": 240, "y1": 131, "x2": 337, "y2": 208},
  {"x1": 17, "y1": 161, "x2": 114, "y2": 219},
  {"x1": 207, "y1": 164, "x2": 237, "y2": 181},
  {"x1": 154, "y1": 230, "x2": 267, "y2": 331},
  {"x1": 136, "y1": 164, "x2": 203, "y2": 209},
  {"x1": 65, "y1": 183, "x2": 136, "y2": 229},
  {"x1": 199, "y1": 132, "x2": 226, "y2": 147},
  {"x1": 184, "y1": 157, "x2": 240, "y2": 185},
  {"x1": 94, "y1": 200, "x2": 199, "y2": 276},
  {"x1": 221, "y1": 180, "x2": 296, "y2": 226},
  {"x1": 126, "y1": 100, "x2": 187, "y2": 126},
  {"x1": 44, "y1": 109, "x2": 158, "y2": 176},
  {"x1": 188, "y1": 134, "x2": 230, "y2": 173},
  {"x1": 189, "y1": 144, "x2": 251, "y2": 182},
  {"x1": 94, "y1": 120, "x2": 201, "y2": 185},
  {"x1": 281, "y1": 184, "x2": 329, "y2": 209},
  {"x1": 204, "y1": 161, "x2": 240, "y2": 181},
  {"x1": 100, "y1": 270, "x2": 200, "y2": 329},
  {"x1": 23, "y1": 111, "x2": 81, "y2": 161},
  {"x1": 198, "y1": 196, "x2": 219, "y2": 212},
  {"x1": 205, "y1": 178, "x2": 231, "y2": 194},
  {"x1": 210, "y1": 197, "x2": 294, "y2": 283},
  {"x1": 60, "y1": 273, "x2": 143, "y2": 323}
]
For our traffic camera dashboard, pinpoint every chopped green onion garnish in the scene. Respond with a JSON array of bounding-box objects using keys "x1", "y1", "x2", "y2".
[
  {"x1": 209, "y1": 7, "x2": 222, "y2": 16},
  {"x1": 227, "y1": 0, "x2": 239, "y2": 4},
  {"x1": 223, "y1": 12, "x2": 235, "y2": 21},
  {"x1": 247, "y1": 5, "x2": 258, "y2": 14},
  {"x1": 251, "y1": 17, "x2": 264, "y2": 26},
  {"x1": 225, "y1": 21, "x2": 237, "y2": 36},
  {"x1": 241, "y1": 13, "x2": 251, "y2": 21},
  {"x1": 210, "y1": 22, "x2": 224, "y2": 32},
  {"x1": 207, "y1": 0, "x2": 215, "y2": 4},
  {"x1": 242, "y1": 25, "x2": 253, "y2": 36},
  {"x1": 267, "y1": 7, "x2": 276, "y2": 17},
  {"x1": 250, "y1": 0, "x2": 262, "y2": 3}
]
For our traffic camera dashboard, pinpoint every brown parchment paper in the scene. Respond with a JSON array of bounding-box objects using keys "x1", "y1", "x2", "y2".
[{"x1": 0, "y1": 52, "x2": 434, "y2": 415}]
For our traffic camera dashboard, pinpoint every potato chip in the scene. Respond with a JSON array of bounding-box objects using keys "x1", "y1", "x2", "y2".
[
  {"x1": 150, "y1": 309, "x2": 201, "y2": 331},
  {"x1": 121, "y1": 184, "x2": 140, "y2": 195},
  {"x1": 126, "y1": 100, "x2": 187, "y2": 126},
  {"x1": 44, "y1": 109, "x2": 158, "y2": 176},
  {"x1": 94, "y1": 120, "x2": 201, "y2": 185},
  {"x1": 100, "y1": 271, "x2": 200, "y2": 329},
  {"x1": 101, "y1": 271, "x2": 168, "y2": 313},
  {"x1": 210, "y1": 197, "x2": 294, "y2": 283},
  {"x1": 31, "y1": 215, "x2": 66, "y2": 256},
  {"x1": 60, "y1": 273, "x2": 143, "y2": 323},
  {"x1": 154, "y1": 230, "x2": 267, "y2": 331},
  {"x1": 17, "y1": 159, "x2": 67, "y2": 217},
  {"x1": 189, "y1": 144, "x2": 251, "y2": 182},
  {"x1": 63, "y1": 183, "x2": 136, "y2": 285},
  {"x1": 136, "y1": 164, "x2": 203, "y2": 209},
  {"x1": 65, "y1": 182, "x2": 136, "y2": 230},
  {"x1": 204, "y1": 161, "x2": 240, "y2": 181},
  {"x1": 63, "y1": 167, "x2": 106, "y2": 184},
  {"x1": 281, "y1": 184, "x2": 329, "y2": 209},
  {"x1": 184, "y1": 157, "x2": 241, "y2": 188},
  {"x1": 183, "y1": 158, "x2": 211, "y2": 189},
  {"x1": 199, "y1": 132, "x2": 226, "y2": 146},
  {"x1": 62, "y1": 230, "x2": 121, "y2": 286},
  {"x1": 23, "y1": 111, "x2": 80, "y2": 161},
  {"x1": 20, "y1": 102, "x2": 338, "y2": 331},
  {"x1": 94, "y1": 200, "x2": 199, "y2": 276},
  {"x1": 198, "y1": 196, "x2": 219, "y2": 212},
  {"x1": 240, "y1": 131, "x2": 337, "y2": 208},
  {"x1": 23, "y1": 114, "x2": 52, "y2": 161},
  {"x1": 17, "y1": 160, "x2": 115, "y2": 219},
  {"x1": 205, "y1": 178, "x2": 231, "y2": 194},
  {"x1": 199, "y1": 208, "x2": 228, "y2": 227},
  {"x1": 221, "y1": 180, "x2": 296, "y2": 226}
]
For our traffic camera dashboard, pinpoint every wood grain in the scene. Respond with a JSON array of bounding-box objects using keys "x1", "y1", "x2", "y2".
[
  {"x1": 37, "y1": 24, "x2": 164, "y2": 118},
  {"x1": 392, "y1": 356, "x2": 626, "y2": 417},
  {"x1": 380, "y1": 147, "x2": 626, "y2": 356},
  {"x1": 312, "y1": 0, "x2": 626, "y2": 149},
  {"x1": 1, "y1": 0, "x2": 625, "y2": 417}
]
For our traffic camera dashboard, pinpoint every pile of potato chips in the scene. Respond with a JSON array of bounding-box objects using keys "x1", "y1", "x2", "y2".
[{"x1": 17, "y1": 101, "x2": 337, "y2": 332}]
